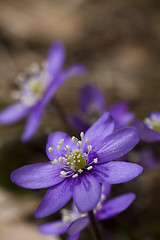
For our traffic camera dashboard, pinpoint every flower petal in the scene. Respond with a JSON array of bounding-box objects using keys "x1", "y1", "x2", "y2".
[
  {"x1": 96, "y1": 193, "x2": 135, "y2": 220},
  {"x1": 97, "y1": 127, "x2": 140, "y2": 163},
  {"x1": 109, "y1": 101, "x2": 134, "y2": 128},
  {"x1": 83, "y1": 112, "x2": 114, "y2": 152},
  {"x1": 79, "y1": 84, "x2": 106, "y2": 115},
  {"x1": 102, "y1": 183, "x2": 111, "y2": 199},
  {"x1": 46, "y1": 131, "x2": 75, "y2": 160},
  {"x1": 21, "y1": 104, "x2": 44, "y2": 142},
  {"x1": 67, "y1": 233, "x2": 81, "y2": 240},
  {"x1": 94, "y1": 161, "x2": 143, "y2": 184},
  {"x1": 35, "y1": 179, "x2": 73, "y2": 218},
  {"x1": 0, "y1": 103, "x2": 30, "y2": 124},
  {"x1": 46, "y1": 41, "x2": 66, "y2": 76},
  {"x1": 67, "y1": 217, "x2": 89, "y2": 235},
  {"x1": 42, "y1": 65, "x2": 87, "y2": 106},
  {"x1": 133, "y1": 120, "x2": 160, "y2": 142},
  {"x1": 39, "y1": 220, "x2": 67, "y2": 235},
  {"x1": 73, "y1": 174, "x2": 101, "y2": 213},
  {"x1": 11, "y1": 163, "x2": 63, "y2": 189}
]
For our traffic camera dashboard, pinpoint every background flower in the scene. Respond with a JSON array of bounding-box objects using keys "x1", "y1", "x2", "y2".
[
  {"x1": 68, "y1": 84, "x2": 134, "y2": 133},
  {"x1": 133, "y1": 112, "x2": 160, "y2": 142},
  {"x1": 39, "y1": 184, "x2": 135, "y2": 240},
  {"x1": 0, "y1": 41, "x2": 87, "y2": 142}
]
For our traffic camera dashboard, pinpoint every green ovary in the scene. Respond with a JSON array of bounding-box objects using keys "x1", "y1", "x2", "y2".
[{"x1": 67, "y1": 152, "x2": 86, "y2": 171}]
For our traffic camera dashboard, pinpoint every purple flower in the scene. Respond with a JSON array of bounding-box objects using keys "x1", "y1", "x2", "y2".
[
  {"x1": 11, "y1": 112, "x2": 142, "y2": 218},
  {"x1": 138, "y1": 148, "x2": 158, "y2": 170},
  {"x1": 0, "y1": 41, "x2": 87, "y2": 142},
  {"x1": 133, "y1": 111, "x2": 160, "y2": 142},
  {"x1": 68, "y1": 84, "x2": 134, "y2": 132},
  {"x1": 39, "y1": 184, "x2": 135, "y2": 239}
]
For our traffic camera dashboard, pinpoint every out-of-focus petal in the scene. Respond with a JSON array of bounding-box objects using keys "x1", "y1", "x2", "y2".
[
  {"x1": 79, "y1": 84, "x2": 106, "y2": 114},
  {"x1": 21, "y1": 104, "x2": 44, "y2": 142},
  {"x1": 0, "y1": 103, "x2": 30, "y2": 124},
  {"x1": 97, "y1": 127, "x2": 140, "y2": 163},
  {"x1": 42, "y1": 65, "x2": 87, "y2": 106},
  {"x1": 102, "y1": 183, "x2": 111, "y2": 199},
  {"x1": 35, "y1": 179, "x2": 73, "y2": 218},
  {"x1": 46, "y1": 41, "x2": 66, "y2": 76},
  {"x1": 73, "y1": 174, "x2": 101, "y2": 213},
  {"x1": 68, "y1": 115, "x2": 89, "y2": 133},
  {"x1": 39, "y1": 220, "x2": 67, "y2": 235},
  {"x1": 67, "y1": 233, "x2": 81, "y2": 240},
  {"x1": 96, "y1": 193, "x2": 135, "y2": 220},
  {"x1": 11, "y1": 163, "x2": 63, "y2": 189},
  {"x1": 133, "y1": 120, "x2": 160, "y2": 142},
  {"x1": 67, "y1": 217, "x2": 89, "y2": 235},
  {"x1": 109, "y1": 101, "x2": 134, "y2": 128}
]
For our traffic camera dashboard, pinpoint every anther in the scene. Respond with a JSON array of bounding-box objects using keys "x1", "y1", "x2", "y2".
[
  {"x1": 93, "y1": 158, "x2": 98, "y2": 163},
  {"x1": 86, "y1": 138, "x2": 90, "y2": 144},
  {"x1": 52, "y1": 159, "x2": 58, "y2": 166},
  {"x1": 80, "y1": 132, "x2": 84, "y2": 139},
  {"x1": 87, "y1": 166, "x2": 93, "y2": 171},
  {"x1": 57, "y1": 145, "x2": 61, "y2": 150},
  {"x1": 48, "y1": 147, "x2": 53, "y2": 153},
  {"x1": 72, "y1": 173, "x2": 78, "y2": 178},
  {"x1": 78, "y1": 169, "x2": 83, "y2": 174},
  {"x1": 59, "y1": 139, "x2": 64, "y2": 145},
  {"x1": 72, "y1": 136, "x2": 77, "y2": 143},
  {"x1": 59, "y1": 157, "x2": 64, "y2": 164}
]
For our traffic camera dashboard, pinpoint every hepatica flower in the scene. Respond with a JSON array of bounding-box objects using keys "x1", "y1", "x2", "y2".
[
  {"x1": 0, "y1": 41, "x2": 86, "y2": 142},
  {"x1": 68, "y1": 84, "x2": 134, "y2": 133},
  {"x1": 133, "y1": 111, "x2": 160, "y2": 142},
  {"x1": 138, "y1": 148, "x2": 158, "y2": 170},
  {"x1": 39, "y1": 185, "x2": 135, "y2": 239},
  {"x1": 11, "y1": 112, "x2": 142, "y2": 218}
]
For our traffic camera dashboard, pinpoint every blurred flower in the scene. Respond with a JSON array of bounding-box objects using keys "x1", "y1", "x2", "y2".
[
  {"x1": 11, "y1": 112, "x2": 142, "y2": 218},
  {"x1": 138, "y1": 148, "x2": 158, "y2": 170},
  {"x1": 133, "y1": 112, "x2": 160, "y2": 142},
  {"x1": 0, "y1": 41, "x2": 87, "y2": 142},
  {"x1": 68, "y1": 84, "x2": 134, "y2": 133},
  {"x1": 39, "y1": 184, "x2": 135, "y2": 239}
]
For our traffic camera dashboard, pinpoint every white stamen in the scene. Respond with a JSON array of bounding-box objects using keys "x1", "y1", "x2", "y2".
[
  {"x1": 59, "y1": 157, "x2": 64, "y2": 164},
  {"x1": 87, "y1": 166, "x2": 93, "y2": 170},
  {"x1": 48, "y1": 147, "x2": 53, "y2": 153},
  {"x1": 57, "y1": 145, "x2": 61, "y2": 150},
  {"x1": 52, "y1": 159, "x2": 58, "y2": 166},
  {"x1": 86, "y1": 138, "x2": 90, "y2": 144},
  {"x1": 72, "y1": 173, "x2": 78, "y2": 178},
  {"x1": 78, "y1": 169, "x2": 83, "y2": 174},
  {"x1": 80, "y1": 132, "x2": 84, "y2": 139},
  {"x1": 93, "y1": 158, "x2": 98, "y2": 163},
  {"x1": 59, "y1": 139, "x2": 64, "y2": 145}
]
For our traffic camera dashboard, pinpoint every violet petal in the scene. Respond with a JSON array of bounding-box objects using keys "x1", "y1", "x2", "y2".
[
  {"x1": 73, "y1": 174, "x2": 101, "y2": 213},
  {"x1": 35, "y1": 179, "x2": 73, "y2": 218},
  {"x1": 11, "y1": 163, "x2": 63, "y2": 189}
]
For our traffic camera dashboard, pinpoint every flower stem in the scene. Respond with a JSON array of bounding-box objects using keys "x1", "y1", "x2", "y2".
[{"x1": 88, "y1": 211, "x2": 102, "y2": 240}]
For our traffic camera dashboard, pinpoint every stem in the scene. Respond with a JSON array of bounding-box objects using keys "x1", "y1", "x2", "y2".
[{"x1": 88, "y1": 211, "x2": 102, "y2": 240}]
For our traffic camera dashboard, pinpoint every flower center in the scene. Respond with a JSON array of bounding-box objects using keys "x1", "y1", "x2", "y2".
[
  {"x1": 48, "y1": 132, "x2": 98, "y2": 178},
  {"x1": 144, "y1": 114, "x2": 160, "y2": 132},
  {"x1": 12, "y1": 62, "x2": 51, "y2": 106}
]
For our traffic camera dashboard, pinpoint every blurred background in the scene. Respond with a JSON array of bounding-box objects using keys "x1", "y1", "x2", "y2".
[{"x1": 0, "y1": 0, "x2": 160, "y2": 239}]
